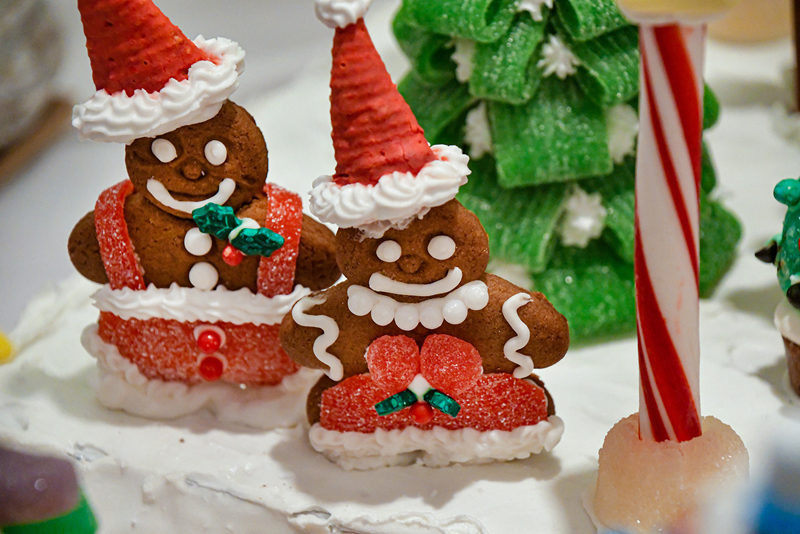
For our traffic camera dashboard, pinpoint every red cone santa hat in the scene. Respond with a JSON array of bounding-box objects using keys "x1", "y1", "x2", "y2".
[
  {"x1": 73, "y1": 0, "x2": 244, "y2": 144},
  {"x1": 310, "y1": 0, "x2": 471, "y2": 238}
]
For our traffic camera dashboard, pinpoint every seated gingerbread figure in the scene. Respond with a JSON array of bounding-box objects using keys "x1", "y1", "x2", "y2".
[
  {"x1": 68, "y1": 0, "x2": 340, "y2": 427},
  {"x1": 280, "y1": 0, "x2": 569, "y2": 469}
]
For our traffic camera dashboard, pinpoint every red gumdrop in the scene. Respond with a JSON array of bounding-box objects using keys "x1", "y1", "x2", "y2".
[
  {"x1": 198, "y1": 356, "x2": 224, "y2": 381},
  {"x1": 258, "y1": 184, "x2": 304, "y2": 297},
  {"x1": 364, "y1": 335, "x2": 420, "y2": 394},
  {"x1": 410, "y1": 402, "x2": 434, "y2": 425},
  {"x1": 94, "y1": 180, "x2": 145, "y2": 290},
  {"x1": 420, "y1": 334, "x2": 483, "y2": 396}
]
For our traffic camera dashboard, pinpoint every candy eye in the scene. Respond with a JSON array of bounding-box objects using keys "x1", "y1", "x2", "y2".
[
  {"x1": 376, "y1": 240, "x2": 402, "y2": 263},
  {"x1": 428, "y1": 235, "x2": 456, "y2": 260},
  {"x1": 151, "y1": 138, "x2": 177, "y2": 163},
  {"x1": 204, "y1": 140, "x2": 227, "y2": 166}
]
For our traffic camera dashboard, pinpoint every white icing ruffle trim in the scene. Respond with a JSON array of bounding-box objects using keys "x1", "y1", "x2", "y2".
[
  {"x1": 309, "y1": 144, "x2": 470, "y2": 238},
  {"x1": 73, "y1": 36, "x2": 245, "y2": 144},
  {"x1": 92, "y1": 283, "x2": 310, "y2": 325},
  {"x1": 308, "y1": 416, "x2": 564, "y2": 470},
  {"x1": 82, "y1": 325, "x2": 320, "y2": 428},
  {"x1": 315, "y1": 0, "x2": 372, "y2": 28}
]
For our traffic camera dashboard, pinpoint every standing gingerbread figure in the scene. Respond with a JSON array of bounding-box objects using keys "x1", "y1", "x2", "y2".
[
  {"x1": 68, "y1": 0, "x2": 340, "y2": 427},
  {"x1": 280, "y1": 0, "x2": 570, "y2": 469}
]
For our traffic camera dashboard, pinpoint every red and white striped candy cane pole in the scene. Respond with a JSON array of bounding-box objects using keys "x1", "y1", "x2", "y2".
[{"x1": 633, "y1": 22, "x2": 706, "y2": 442}]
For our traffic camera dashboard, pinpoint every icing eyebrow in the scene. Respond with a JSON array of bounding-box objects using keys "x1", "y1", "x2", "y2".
[
  {"x1": 151, "y1": 138, "x2": 177, "y2": 163},
  {"x1": 376, "y1": 240, "x2": 402, "y2": 263},
  {"x1": 428, "y1": 235, "x2": 456, "y2": 260}
]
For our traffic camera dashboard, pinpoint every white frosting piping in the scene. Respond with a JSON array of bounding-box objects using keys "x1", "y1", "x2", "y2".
[
  {"x1": 502, "y1": 293, "x2": 535, "y2": 378},
  {"x1": 308, "y1": 416, "x2": 564, "y2": 470},
  {"x1": 151, "y1": 138, "x2": 177, "y2": 163},
  {"x1": 227, "y1": 217, "x2": 260, "y2": 241},
  {"x1": 517, "y1": 0, "x2": 554, "y2": 21},
  {"x1": 291, "y1": 295, "x2": 343, "y2": 381},
  {"x1": 184, "y1": 228, "x2": 212, "y2": 256},
  {"x1": 452, "y1": 39, "x2": 475, "y2": 83},
  {"x1": 369, "y1": 267, "x2": 463, "y2": 297},
  {"x1": 464, "y1": 103, "x2": 492, "y2": 159},
  {"x1": 347, "y1": 280, "x2": 489, "y2": 331},
  {"x1": 558, "y1": 186, "x2": 607, "y2": 248},
  {"x1": 204, "y1": 140, "x2": 227, "y2": 166},
  {"x1": 376, "y1": 240, "x2": 402, "y2": 263},
  {"x1": 146, "y1": 177, "x2": 236, "y2": 214},
  {"x1": 93, "y1": 283, "x2": 310, "y2": 325},
  {"x1": 427, "y1": 235, "x2": 456, "y2": 261},
  {"x1": 537, "y1": 35, "x2": 579, "y2": 79},
  {"x1": 309, "y1": 145, "x2": 470, "y2": 235},
  {"x1": 606, "y1": 103, "x2": 639, "y2": 164},
  {"x1": 73, "y1": 36, "x2": 245, "y2": 145},
  {"x1": 82, "y1": 324, "x2": 320, "y2": 428},
  {"x1": 314, "y1": 0, "x2": 372, "y2": 28}
]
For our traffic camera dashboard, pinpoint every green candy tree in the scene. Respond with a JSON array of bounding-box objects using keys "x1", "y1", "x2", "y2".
[{"x1": 393, "y1": 0, "x2": 741, "y2": 341}]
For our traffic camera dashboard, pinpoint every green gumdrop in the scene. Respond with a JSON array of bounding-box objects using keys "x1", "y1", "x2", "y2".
[
  {"x1": 774, "y1": 178, "x2": 800, "y2": 207},
  {"x1": 777, "y1": 211, "x2": 800, "y2": 293}
]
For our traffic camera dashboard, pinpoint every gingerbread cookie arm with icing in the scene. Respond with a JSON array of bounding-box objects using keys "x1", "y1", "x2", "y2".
[
  {"x1": 68, "y1": 210, "x2": 108, "y2": 285},
  {"x1": 295, "y1": 214, "x2": 340, "y2": 291}
]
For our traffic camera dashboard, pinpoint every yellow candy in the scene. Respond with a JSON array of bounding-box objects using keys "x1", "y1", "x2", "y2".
[
  {"x1": 617, "y1": 0, "x2": 739, "y2": 18},
  {"x1": 0, "y1": 331, "x2": 14, "y2": 364}
]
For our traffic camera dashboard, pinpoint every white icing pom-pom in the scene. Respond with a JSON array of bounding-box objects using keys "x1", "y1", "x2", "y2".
[
  {"x1": 537, "y1": 35, "x2": 579, "y2": 79},
  {"x1": 315, "y1": 0, "x2": 372, "y2": 28},
  {"x1": 559, "y1": 187, "x2": 607, "y2": 248},
  {"x1": 606, "y1": 104, "x2": 639, "y2": 164}
]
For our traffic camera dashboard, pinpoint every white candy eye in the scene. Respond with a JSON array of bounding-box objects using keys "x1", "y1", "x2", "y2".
[
  {"x1": 376, "y1": 240, "x2": 401, "y2": 263},
  {"x1": 428, "y1": 235, "x2": 456, "y2": 260},
  {"x1": 204, "y1": 140, "x2": 227, "y2": 166},
  {"x1": 151, "y1": 138, "x2": 177, "y2": 163}
]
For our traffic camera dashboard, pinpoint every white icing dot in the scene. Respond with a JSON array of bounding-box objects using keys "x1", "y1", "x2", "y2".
[
  {"x1": 464, "y1": 283, "x2": 490, "y2": 309},
  {"x1": 184, "y1": 228, "x2": 212, "y2": 256},
  {"x1": 204, "y1": 140, "x2": 227, "y2": 166},
  {"x1": 348, "y1": 288, "x2": 374, "y2": 316},
  {"x1": 428, "y1": 235, "x2": 456, "y2": 261},
  {"x1": 442, "y1": 299, "x2": 468, "y2": 324},
  {"x1": 376, "y1": 240, "x2": 402, "y2": 263},
  {"x1": 189, "y1": 262, "x2": 218, "y2": 290},
  {"x1": 395, "y1": 304, "x2": 420, "y2": 331},
  {"x1": 419, "y1": 302, "x2": 444, "y2": 329},
  {"x1": 151, "y1": 138, "x2": 177, "y2": 163},
  {"x1": 371, "y1": 301, "x2": 396, "y2": 326}
]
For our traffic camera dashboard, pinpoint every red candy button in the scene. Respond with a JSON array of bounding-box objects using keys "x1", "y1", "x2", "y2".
[
  {"x1": 196, "y1": 329, "x2": 222, "y2": 354},
  {"x1": 222, "y1": 244, "x2": 244, "y2": 266},
  {"x1": 410, "y1": 402, "x2": 434, "y2": 425},
  {"x1": 198, "y1": 356, "x2": 224, "y2": 381}
]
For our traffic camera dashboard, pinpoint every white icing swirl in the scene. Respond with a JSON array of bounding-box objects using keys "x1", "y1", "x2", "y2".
[
  {"x1": 309, "y1": 144, "x2": 470, "y2": 236},
  {"x1": 93, "y1": 283, "x2": 310, "y2": 325},
  {"x1": 73, "y1": 37, "x2": 245, "y2": 144},
  {"x1": 502, "y1": 293, "x2": 535, "y2": 378},
  {"x1": 291, "y1": 295, "x2": 343, "y2": 381},
  {"x1": 308, "y1": 416, "x2": 564, "y2": 469},
  {"x1": 347, "y1": 280, "x2": 489, "y2": 331},
  {"x1": 369, "y1": 268, "x2": 463, "y2": 297},
  {"x1": 315, "y1": 0, "x2": 372, "y2": 28}
]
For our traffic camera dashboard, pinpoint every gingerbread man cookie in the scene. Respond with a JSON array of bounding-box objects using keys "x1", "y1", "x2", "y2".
[
  {"x1": 280, "y1": 1, "x2": 569, "y2": 468},
  {"x1": 68, "y1": 0, "x2": 340, "y2": 427}
]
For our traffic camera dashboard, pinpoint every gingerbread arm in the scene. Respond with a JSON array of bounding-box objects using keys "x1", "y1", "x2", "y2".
[
  {"x1": 67, "y1": 211, "x2": 108, "y2": 285},
  {"x1": 295, "y1": 214, "x2": 340, "y2": 290}
]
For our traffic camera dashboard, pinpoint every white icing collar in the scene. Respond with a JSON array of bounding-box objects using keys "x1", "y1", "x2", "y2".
[{"x1": 348, "y1": 280, "x2": 489, "y2": 331}]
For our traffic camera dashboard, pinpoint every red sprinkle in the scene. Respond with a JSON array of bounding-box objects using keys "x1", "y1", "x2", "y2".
[
  {"x1": 198, "y1": 356, "x2": 224, "y2": 381},
  {"x1": 222, "y1": 244, "x2": 244, "y2": 266},
  {"x1": 410, "y1": 402, "x2": 434, "y2": 425},
  {"x1": 196, "y1": 330, "x2": 222, "y2": 354}
]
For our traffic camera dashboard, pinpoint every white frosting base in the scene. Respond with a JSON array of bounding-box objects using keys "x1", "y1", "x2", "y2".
[
  {"x1": 308, "y1": 416, "x2": 565, "y2": 470},
  {"x1": 82, "y1": 324, "x2": 319, "y2": 428},
  {"x1": 773, "y1": 297, "x2": 800, "y2": 345},
  {"x1": 73, "y1": 36, "x2": 245, "y2": 144},
  {"x1": 309, "y1": 144, "x2": 470, "y2": 236},
  {"x1": 93, "y1": 283, "x2": 310, "y2": 325}
]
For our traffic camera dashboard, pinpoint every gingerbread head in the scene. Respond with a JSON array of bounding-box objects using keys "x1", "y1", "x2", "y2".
[{"x1": 280, "y1": 0, "x2": 569, "y2": 469}]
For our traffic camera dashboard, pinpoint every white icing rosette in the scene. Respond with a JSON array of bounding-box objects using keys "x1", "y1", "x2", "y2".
[
  {"x1": 72, "y1": 36, "x2": 245, "y2": 145},
  {"x1": 315, "y1": 0, "x2": 373, "y2": 28},
  {"x1": 309, "y1": 144, "x2": 471, "y2": 238}
]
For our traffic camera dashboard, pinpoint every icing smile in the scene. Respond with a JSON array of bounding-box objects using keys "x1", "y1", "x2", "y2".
[
  {"x1": 146, "y1": 177, "x2": 236, "y2": 213},
  {"x1": 368, "y1": 267, "x2": 463, "y2": 297}
]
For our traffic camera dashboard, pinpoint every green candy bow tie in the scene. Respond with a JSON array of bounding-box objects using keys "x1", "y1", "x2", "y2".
[{"x1": 192, "y1": 203, "x2": 284, "y2": 257}]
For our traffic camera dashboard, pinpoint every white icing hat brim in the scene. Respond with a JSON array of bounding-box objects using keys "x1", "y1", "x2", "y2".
[
  {"x1": 72, "y1": 36, "x2": 245, "y2": 145},
  {"x1": 309, "y1": 144, "x2": 471, "y2": 237}
]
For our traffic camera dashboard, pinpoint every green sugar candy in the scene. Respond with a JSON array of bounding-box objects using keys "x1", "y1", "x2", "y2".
[
  {"x1": 490, "y1": 76, "x2": 612, "y2": 187},
  {"x1": 398, "y1": 74, "x2": 477, "y2": 145},
  {"x1": 402, "y1": 0, "x2": 519, "y2": 43},
  {"x1": 699, "y1": 195, "x2": 741, "y2": 297},
  {"x1": 570, "y1": 25, "x2": 640, "y2": 107},
  {"x1": 392, "y1": 5, "x2": 455, "y2": 84},
  {"x1": 556, "y1": 0, "x2": 630, "y2": 42},
  {"x1": 470, "y1": 12, "x2": 548, "y2": 104},
  {"x1": 458, "y1": 156, "x2": 568, "y2": 274}
]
